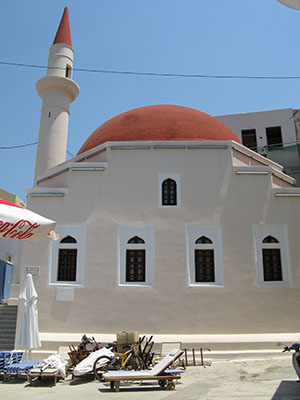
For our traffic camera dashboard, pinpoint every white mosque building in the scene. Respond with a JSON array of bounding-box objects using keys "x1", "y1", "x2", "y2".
[{"x1": 13, "y1": 7, "x2": 300, "y2": 346}]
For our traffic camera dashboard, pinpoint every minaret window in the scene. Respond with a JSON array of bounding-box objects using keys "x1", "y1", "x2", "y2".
[{"x1": 65, "y1": 65, "x2": 72, "y2": 78}]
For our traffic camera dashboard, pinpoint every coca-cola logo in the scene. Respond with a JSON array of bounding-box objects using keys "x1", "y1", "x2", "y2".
[{"x1": 0, "y1": 219, "x2": 40, "y2": 240}]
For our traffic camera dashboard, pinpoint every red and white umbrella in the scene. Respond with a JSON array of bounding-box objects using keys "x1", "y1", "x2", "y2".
[{"x1": 0, "y1": 198, "x2": 58, "y2": 242}]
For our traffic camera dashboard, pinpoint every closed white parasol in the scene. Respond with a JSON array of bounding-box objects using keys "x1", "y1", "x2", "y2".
[{"x1": 15, "y1": 274, "x2": 41, "y2": 359}]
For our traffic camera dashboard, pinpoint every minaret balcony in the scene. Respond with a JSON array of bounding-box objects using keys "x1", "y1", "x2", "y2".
[{"x1": 36, "y1": 76, "x2": 79, "y2": 102}]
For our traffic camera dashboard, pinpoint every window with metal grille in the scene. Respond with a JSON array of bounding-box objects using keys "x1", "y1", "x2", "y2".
[
  {"x1": 126, "y1": 249, "x2": 146, "y2": 282},
  {"x1": 125, "y1": 236, "x2": 146, "y2": 282},
  {"x1": 119, "y1": 227, "x2": 154, "y2": 287},
  {"x1": 241, "y1": 129, "x2": 257, "y2": 149},
  {"x1": 57, "y1": 235, "x2": 77, "y2": 282},
  {"x1": 195, "y1": 250, "x2": 215, "y2": 282},
  {"x1": 57, "y1": 248, "x2": 77, "y2": 281},
  {"x1": 262, "y1": 235, "x2": 282, "y2": 281},
  {"x1": 194, "y1": 236, "x2": 215, "y2": 282},
  {"x1": 162, "y1": 178, "x2": 177, "y2": 206}
]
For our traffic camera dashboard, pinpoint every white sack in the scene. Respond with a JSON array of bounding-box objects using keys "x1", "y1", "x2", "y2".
[{"x1": 73, "y1": 348, "x2": 114, "y2": 376}]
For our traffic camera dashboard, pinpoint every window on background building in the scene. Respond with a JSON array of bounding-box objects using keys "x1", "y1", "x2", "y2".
[
  {"x1": 266, "y1": 126, "x2": 283, "y2": 147},
  {"x1": 49, "y1": 224, "x2": 86, "y2": 286},
  {"x1": 194, "y1": 236, "x2": 215, "y2": 282},
  {"x1": 253, "y1": 225, "x2": 291, "y2": 287},
  {"x1": 126, "y1": 236, "x2": 146, "y2": 282},
  {"x1": 241, "y1": 129, "x2": 257, "y2": 149},
  {"x1": 118, "y1": 225, "x2": 155, "y2": 287},
  {"x1": 186, "y1": 226, "x2": 224, "y2": 287},
  {"x1": 57, "y1": 236, "x2": 77, "y2": 282},
  {"x1": 262, "y1": 236, "x2": 282, "y2": 282},
  {"x1": 162, "y1": 178, "x2": 177, "y2": 206}
]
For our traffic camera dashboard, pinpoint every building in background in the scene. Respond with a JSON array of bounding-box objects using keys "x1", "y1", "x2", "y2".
[
  {"x1": 0, "y1": 189, "x2": 26, "y2": 209},
  {"x1": 216, "y1": 108, "x2": 300, "y2": 185},
  {"x1": 0, "y1": 188, "x2": 25, "y2": 285}
]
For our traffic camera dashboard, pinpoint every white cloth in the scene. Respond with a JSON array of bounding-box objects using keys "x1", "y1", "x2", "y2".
[
  {"x1": 36, "y1": 354, "x2": 67, "y2": 379},
  {"x1": 73, "y1": 348, "x2": 114, "y2": 376},
  {"x1": 15, "y1": 274, "x2": 41, "y2": 350}
]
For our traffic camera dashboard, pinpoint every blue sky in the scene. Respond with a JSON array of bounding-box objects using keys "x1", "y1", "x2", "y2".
[{"x1": 1, "y1": 0, "x2": 300, "y2": 202}]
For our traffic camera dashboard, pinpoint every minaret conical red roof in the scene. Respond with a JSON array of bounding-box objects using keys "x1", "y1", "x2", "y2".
[{"x1": 53, "y1": 7, "x2": 72, "y2": 47}]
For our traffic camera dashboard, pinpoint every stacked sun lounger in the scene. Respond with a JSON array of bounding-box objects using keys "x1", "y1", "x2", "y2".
[
  {"x1": 0, "y1": 351, "x2": 23, "y2": 373},
  {"x1": 4, "y1": 360, "x2": 40, "y2": 381}
]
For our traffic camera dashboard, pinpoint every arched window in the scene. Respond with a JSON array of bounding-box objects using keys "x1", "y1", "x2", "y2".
[
  {"x1": 187, "y1": 226, "x2": 223, "y2": 286},
  {"x1": 262, "y1": 236, "x2": 279, "y2": 244},
  {"x1": 126, "y1": 236, "x2": 146, "y2": 282},
  {"x1": 253, "y1": 226, "x2": 290, "y2": 287},
  {"x1": 60, "y1": 235, "x2": 77, "y2": 244},
  {"x1": 194, "y1": 236, "x2": 215, "y2": 282},
  {"x1": 57, "y1": 235, "x2": 77, "y2": 282},
  {"x1": 127, "y1": 236, "x2": 145, "y2": 244},
  {"x1": 262, "y1": 235, "x2": 282, "y2": 281},
  {"x1": 162, "y1": 178, "x2": 177, "y2": 206},
  {"x1": 195, "y1": 236, "x2": 213, "y2": 245}
]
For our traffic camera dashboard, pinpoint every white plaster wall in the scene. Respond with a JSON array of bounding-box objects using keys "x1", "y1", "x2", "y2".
[{"x1": 21, "y1": 145, "x2": 300, "y2": 335}]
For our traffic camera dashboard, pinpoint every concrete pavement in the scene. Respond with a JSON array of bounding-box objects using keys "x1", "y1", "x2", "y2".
[{"x1": 0, "y1": 356, "x2": 299, "y2": 399}]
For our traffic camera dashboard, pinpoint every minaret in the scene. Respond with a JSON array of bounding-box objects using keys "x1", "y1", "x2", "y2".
[{"x1": 34, "y1": 7, "x2": 79, "y2": 184}]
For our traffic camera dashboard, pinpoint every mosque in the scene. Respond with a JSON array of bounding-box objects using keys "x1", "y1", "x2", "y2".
[{"x1": 16, "y1": 7, "x2": 300, "y2": 342}]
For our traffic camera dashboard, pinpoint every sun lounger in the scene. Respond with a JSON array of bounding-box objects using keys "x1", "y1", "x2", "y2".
[
  {"x1": 28, "y1": 367, "x2": 61, "y2": 386},
  {"x1": 28, "y1": 354, "x2": 68, "y2": 386},
  {"x1": 4, "y1": 360, "x2": 40, "y2": 381},
  {"x1": 102, "y1": 349, "x2": 184, "y2": 392},
  {"x1": 0, "y1": 351, "x2": 23, "y2": 373}
]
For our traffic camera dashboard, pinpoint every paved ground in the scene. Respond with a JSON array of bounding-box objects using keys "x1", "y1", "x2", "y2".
[{"x1": 0, "y1": 356, "x2": 299, "y2": 400}]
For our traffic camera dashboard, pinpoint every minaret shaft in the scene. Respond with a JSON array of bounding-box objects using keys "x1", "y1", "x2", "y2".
[{"x1": 34, "y1": 7, "x2": 79, "y2": 184}]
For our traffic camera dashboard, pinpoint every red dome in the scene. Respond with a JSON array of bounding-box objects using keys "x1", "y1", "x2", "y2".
[{"x1": 77, "y1": 104, "x2": 240, "y2": 154}]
